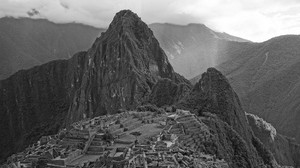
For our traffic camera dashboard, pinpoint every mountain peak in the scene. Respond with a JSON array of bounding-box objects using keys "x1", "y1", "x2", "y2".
[
  {"x1": 67, "y1": 10, "x2": 188, "y2": 120},
  {"x1": 101, "y1": 9, "x2": 154, "y2": 47},
  {"x1": 193, "y1": 67, "x2": 231, "y2": 93},
  {"x1": 114, "y1": 10, "x2": 140, "y2": 20},
  {"x1": 108, "y1": 10, "x2": 144, "y2": 32},
  {"x1": 110, "y1": 10, "x2": 141, "y2": 26},
  {"x1": 0, "y1": 10, "x2": 189, "y2": 161},
  {"x1": 178, "y1": 68, "x2": 252, "y2": 141}
]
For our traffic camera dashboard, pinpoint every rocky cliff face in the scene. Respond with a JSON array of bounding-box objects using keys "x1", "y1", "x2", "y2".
[
  {"x1": 0, "y1": 52, "x2": 86, "y2": 162},
  {"x1": 0, "y1": 10, "x2": 189, "y2": 162},
  {"x1": 247, "y1": 113, "x2": 300, "y2": 167},
  {"x1": 177, "y1": 68, "x2": 279, "y2": 168},
  {"x1": 147, "y1": 78, "x2": 191, "y2": 107},
  {"x1": 66, "y1": 10, "x2": 190, "y2": 123}
]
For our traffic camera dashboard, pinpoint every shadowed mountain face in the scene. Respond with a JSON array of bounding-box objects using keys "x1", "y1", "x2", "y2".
[
  {"x1": 66, "y1": 10, "x2": 190, "y2": 123},
  {"x1": 0, "y1": 10, "x2": 189, "y2": 162},
  {"x1": 177, "y1": 68, "x2": 279, "y2": 168},
  {"x1": 147, "y1": 78, "x2": 192, "y2": 107},
  {"x1": 0, "y1": 52, "x2": 87, "y2": 163},
  {"x1": 190, "y1": 35, "x2": 300, "y2": 146},
  {"x1": 246, "y1": 113, "x2": 300, "y2": 167},
  {"x1": 214, "y1": 35, "x2": 300, "y2": 144},
  {"x1": 149, "y1": 23, "x2": 250, "y2": 79},
  {"x1": 0, "y1": 17, "x2": 104, "y2": 80}
]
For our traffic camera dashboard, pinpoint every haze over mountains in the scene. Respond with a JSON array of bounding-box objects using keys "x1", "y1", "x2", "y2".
[
  {"x1": 149, "y1": 23, "x2": 249, "y2": 79},
  {"x1": 0, "y1": 17, "x2": 249, "y2": 80},
  {"x1": 1, "y1": 10, "x2": 300, "y2": 167},
  {"x1": 213, "y1": 35, "x2": 300, "y2": 144},
  {"x1": 0, "y1": 17, "x2": 104, "y2": 79}
]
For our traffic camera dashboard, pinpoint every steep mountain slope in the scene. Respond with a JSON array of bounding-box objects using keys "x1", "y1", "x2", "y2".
[
  {"x1": 149, "y1": 23, "x2": 250, "y2": 79},
  {"x1": 0, "y1": 17, "x2": 104, "y2": 79},
  {"x1": 0, "y1": 10, "x2": 189, "y2": 163},
  {"x1": 66, "y1": 10, "x2": 190, "y2": 123},
  {"x1": 176, "y1": 68, "x2": 279, "y2": 168},
  {"x1": 246, "y1": 113, "x2": 300, "y2": 167},
  {"x1": 211, "y1": 35, "x2": 300, "y2": 144},
  {"x1": 147, "y1": 78, "x2": 192, "y2": 107}
]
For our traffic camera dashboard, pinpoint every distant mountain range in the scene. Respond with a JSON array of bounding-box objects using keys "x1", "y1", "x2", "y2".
[
  {"x1": 155, "y1": 23, "x2": 300, "y2": 166},
  {"x1": 149, "y1": 23, "x2": 249, "y2": 79},
  {"x1": 190, "y1": 34, "x2": 300, "y2": 142},
  {"x1": 0, "y1": 17, "x2": 104, "y2": 79},
  {"x1": 0, "y1": 17, "x2": 248, "y2": 80},
  {"x1": 211, "y1": 35, "x2": 300, "y2": 145},
  {"x1": 1, "y1": 13, "x2": 300, "y2": 167}
]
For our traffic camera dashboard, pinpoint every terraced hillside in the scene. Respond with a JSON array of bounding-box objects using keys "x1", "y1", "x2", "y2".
[{"x1": 2, "y1": 110, "x2": 230, "y2": 168}]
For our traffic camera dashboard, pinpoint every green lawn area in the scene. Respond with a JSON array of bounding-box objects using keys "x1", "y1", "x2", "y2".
[{"x1": 118, "y1": 123, "x2": 163, "y2": 143}]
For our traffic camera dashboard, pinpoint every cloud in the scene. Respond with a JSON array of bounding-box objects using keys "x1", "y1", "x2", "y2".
[
  {"x1": 0, "y1": 0, "x2": 299, "y2": 42},
  {"x1": 27, "y1": 8, "x2": 40, "y2": 17}
]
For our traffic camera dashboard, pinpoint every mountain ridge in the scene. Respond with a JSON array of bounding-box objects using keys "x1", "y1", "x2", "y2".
[
  {"x1": 176, "y1": 68, "x2": 280, "y2": 167},
  {"x1": 189, "y1": 34, "x2": 300, "y2": 163},
  {"x1": 215, "y1": 35, "x2": 300, "y2": 143},
  {"x1": 0, "y1": 16, "x2": 105, "y2": 80},
  {"x1": 0, "y1": 10, "x2": 189, "y2": 162},
  {"x1": 149, "y1": 22, "x2": 251, "y2": 79},
  {"x1": 0, "y1": 16, "x2": 250, "y2": 80}
]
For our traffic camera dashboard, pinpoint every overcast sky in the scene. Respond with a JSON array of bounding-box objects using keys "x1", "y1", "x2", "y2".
[{"x1": 1, "y1": 0, "x2": 300, "y2": 42}]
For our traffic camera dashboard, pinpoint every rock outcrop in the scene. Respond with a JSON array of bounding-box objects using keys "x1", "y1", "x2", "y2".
[
  {"x1": 177, "y1": 68, "x2": 280, "y2": 168},
  {"x1": 0, "y1": 10, "x2": 189, "y2": 162},
  {"x1": 178, "y1": 68, "x2": 252, "y2": 141},
  {"x1": 66, "y1": 10, "x2": 190, "y2": 123},
  {"x1": 247, "y1": 113, "x2": 300, "y2": 167}
]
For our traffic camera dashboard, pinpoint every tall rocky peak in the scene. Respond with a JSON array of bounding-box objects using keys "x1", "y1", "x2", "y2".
[
  {"x1": 0, "y1": 10, "x2": 189, "y2": 162},
  {"x1": 178, "y1": 68, "x2": 251, "y2": 141},
  {"x1": 177, "y1": 68, "x2": 280, "y2": 167},
  {"x1": 67, "y1": 10, "x2": 188, "y2": 122},
  {"x1": 246, "y1": 113, "x2": 300, "y2": 167},
  {"x1": 98, "y1": 10, "x2": 176, "y2": 79}
]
